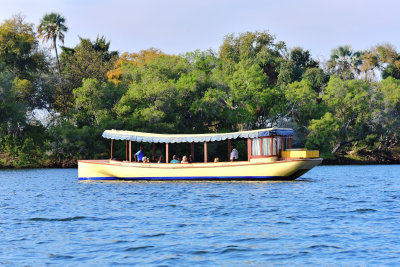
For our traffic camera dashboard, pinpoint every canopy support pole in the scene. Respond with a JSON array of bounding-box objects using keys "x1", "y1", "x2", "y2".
[
  {"x1": 227, "y1": 139, "x2": 231, "y2": 160},
  {"x1": 152, "y1": 143, "x2": 156, "y2": 162},
  {"x1": 204, "y1": 142, "x2": 208, "y2": 163},
  {"x1": 129, "y1": 141, "x2": 132, "y2": 162},
  {"x1": 191, "y1": 142, "x2": 194, "y2": 162},
  {"x1": 110, "y1": 139, "x2": 114, "y2": 160},
  {"x1": 166, "y1": 143, "x2": 169, "y2": 163},
  {"x1": 247, "y1": 138, "x2": 251, "y2": 161}
]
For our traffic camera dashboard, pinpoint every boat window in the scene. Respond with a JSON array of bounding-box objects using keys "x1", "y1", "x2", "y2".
[
  {"x1": 282, "y1": 136, "x2": 290, "y2": 150},
  {"x1": 277, "y1": 137, "x2": 282, "y2": 152},
  {"x1": 282, "y1": 137, "x2": 286, "y2": 150},
  {"x1": 251, "y1": 138, "x2": 261, "y2": 156},
  {"x1": 262, "y1": 138, "x2": 271, "y2": 155},
  {"x1": 251, "y1": 136, "x2": 291, "y2": 157}
]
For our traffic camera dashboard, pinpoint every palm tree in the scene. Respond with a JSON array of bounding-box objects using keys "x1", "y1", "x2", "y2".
[
  {"x1": 37, "y1": 13, "x2": 68, "y2": 76},
  {"x1": 359, "y1": 51, "x2": 379, "y2": 81},
  {"x1": 328, "y1": 45, "x2": 362, "y2": 79}
]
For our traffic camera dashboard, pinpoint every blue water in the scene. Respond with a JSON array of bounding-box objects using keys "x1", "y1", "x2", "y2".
[{"x1": 1, "y1": 165, "x2": 400, "y2": 266}]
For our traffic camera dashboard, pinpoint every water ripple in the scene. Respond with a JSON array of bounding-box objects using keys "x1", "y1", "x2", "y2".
[
  {"x1": 125, "y1": 246, "x2": 154, "y2": 251},
  {"x1": 350, "y1": 209, "x2": 377, "y2": 213},
  {"x1": 29, "y1": 216, "x2": 88, "y2": 222}
]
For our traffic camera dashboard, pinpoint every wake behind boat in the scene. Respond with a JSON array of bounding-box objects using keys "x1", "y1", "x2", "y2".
[{"x1": 78, "y1": 128, "x2": 322, "y2": 181}]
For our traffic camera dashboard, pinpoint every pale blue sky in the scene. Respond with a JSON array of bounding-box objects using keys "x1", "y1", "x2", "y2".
[{"x1": 1, "y1": 0, "x2": 399, "y2": 61}]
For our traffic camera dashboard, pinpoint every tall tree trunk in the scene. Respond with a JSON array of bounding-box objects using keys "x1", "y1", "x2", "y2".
[
  {"x1": 53, "y1": 37, "x2": 61, "y2": 77},
  {"x1": 53, "y1": 38, "x2": 69, "y2": 120}
]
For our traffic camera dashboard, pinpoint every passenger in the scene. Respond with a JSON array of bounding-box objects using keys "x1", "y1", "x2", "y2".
[
  {"x1": 214, "y1": 157, "x2": 219, "y2": 163},
  {"x1": 230, "y1": 145, "x2": 238, "y2": 161},
  {"x1": 158, "y1": 155, "x2": 164, "y2": 163},
  {"x1": 142, "y1": 156, "x2": 149, "y2": 163},
  {"x1": 134, "y1": 146, "x2": 145, "y2": 162},
  {"x1": 181, "y1": 155, "x2": 189, "y2": 163},
  {"x1": 189, "y1": 155, "x2": 193, "y2": 163},
  {"x1": 170, "y1": 155, "x2": 180, "y2": 163}
]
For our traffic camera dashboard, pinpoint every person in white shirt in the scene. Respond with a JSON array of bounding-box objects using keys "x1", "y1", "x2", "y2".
[
  {"x1": 181, "y1": 155, "x2": 189, "y2": 163},
  {"x1": 230, "y1": 145, "x2": 238, "y2": 161}
]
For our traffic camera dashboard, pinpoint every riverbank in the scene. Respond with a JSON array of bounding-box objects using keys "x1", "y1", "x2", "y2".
[
  {"x1": 321, "y1": 158, "x2": 400, "y2": 165},
  {"x1": 1, "y1": 157, "x2": 399, "y2": 169}
]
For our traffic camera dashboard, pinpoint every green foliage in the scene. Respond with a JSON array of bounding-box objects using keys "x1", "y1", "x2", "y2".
[
  {"x1": 382, "y1": 64, "x2": 400, "y2": 79},
  {"x1": 374, "y1": 77, "x2": 400, "y2": 150},
  {"x1": 375, "y1": 44, "x2": 400, "y2": 79},
  {"x1": 306, "y1": 112, "x2": 339, "y2": 158},
  {"x1": 318, "y1": 76, "x2": 374, "y2": 153},
  {"x1": 0, "y1": 125, "x2": 47, "y2": 168},
  {"x1": 0, "y1": 66, "x2": 27, "y2": 135},
  {"x1": 12, "y1": 77, "x2": 33, "y2": 103},
  {"x1": 278, "y1": 47, "x2": 319, "y2": 85},
  {"x1": 55, "y1": 36, "x2": 118, "y2": 118},
  {"x1": 73, "y1": 78, "x2": 124, "y2": 127},
  {"x1": 302, "y1": 67, "x2": 328, "y2": 92},
  {"x1": 378, "y1": 77, "x2": 400, "y2": 111},
  {"x1": 46, "y1": 122, "x2": 107, "y2": 164},
  {"x1": 229, "y1": 63, "x2": 269, "y2": 123},
  {"x1": 2, "y1": 14, "x2": 400, "y2": 167},
  {"x1": 114, "y1": 55, "x2": 189, "y2": 132},
  {"x1": 0, "y1": 14, "x2": 38, "y2": 78},
  {"x1": 284, "y1": 79, "x2": 325, "y2": 130},
  {"x1": 218, "y1": 31, "x2": 286, "y2": 85}
]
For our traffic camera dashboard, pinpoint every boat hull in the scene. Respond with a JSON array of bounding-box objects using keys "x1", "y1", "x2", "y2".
[{"x1": 78, "y1": 158, "x2": 322, "y2": 181}]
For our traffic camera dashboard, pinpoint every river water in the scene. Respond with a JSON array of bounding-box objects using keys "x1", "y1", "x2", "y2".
[{"x1": 1, "y1": 165, "x2": 399, "y2": 266}]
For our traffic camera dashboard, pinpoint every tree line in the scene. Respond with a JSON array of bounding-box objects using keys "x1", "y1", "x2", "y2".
[{"x1": 1, "y1": 13, "x2": 399, "y2": 168}]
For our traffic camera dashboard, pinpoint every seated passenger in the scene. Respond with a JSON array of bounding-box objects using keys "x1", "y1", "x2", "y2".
[
  {"x1": 181, "y1": 155, "x2": 189, "y2": 163},
  {"x1": 170, "y1": 155, "x2": 180, "y2": 163},
  {"x1": 230, "y1": 145, "x2": 238, "y2": 161},
  {"x1": 142, "y1": 156, "x2": 149, "y2": 163},
  {"x1": 214, "y1": 157, "x2": 219, "y2": 163},
  {"x1": 134, "y1": 146, "x2": 145, "y2": 162},
  {"x1": 158, "y1": 155, "x2": 164, "y2": 163}
]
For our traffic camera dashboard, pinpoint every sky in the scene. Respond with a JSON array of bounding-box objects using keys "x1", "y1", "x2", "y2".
[{"x1": 1, "y1": 0, "x2": 400, "y2": 61}]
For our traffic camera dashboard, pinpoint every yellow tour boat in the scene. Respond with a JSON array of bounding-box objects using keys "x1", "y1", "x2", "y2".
[{"x1": 78, "y1": 128, "x2": 322, "y2": 181}]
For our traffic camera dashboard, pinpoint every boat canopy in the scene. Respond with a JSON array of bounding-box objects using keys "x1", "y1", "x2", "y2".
[{"x1": 102, "y1": 128, "x2": 293, "y2": 143}]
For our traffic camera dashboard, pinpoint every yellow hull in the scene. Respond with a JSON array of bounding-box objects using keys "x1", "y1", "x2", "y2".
[{"x1": 78, "y1": 158, "x2": 322, "y2": 181}]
